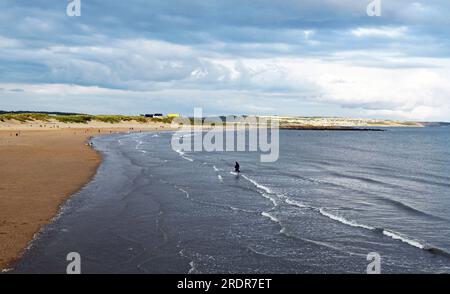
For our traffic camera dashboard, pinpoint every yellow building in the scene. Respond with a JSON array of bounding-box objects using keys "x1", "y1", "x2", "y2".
[{"x1": 167, "y1": 113, "x2": 181, "y2": 118}]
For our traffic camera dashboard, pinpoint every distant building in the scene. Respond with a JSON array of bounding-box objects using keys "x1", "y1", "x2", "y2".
[
  {"x1": 167, "y1": 113, "x2": 180, "y2": 118},
  {"x1": 143, "y1": 113, "x2": 164, "y2": 118}
]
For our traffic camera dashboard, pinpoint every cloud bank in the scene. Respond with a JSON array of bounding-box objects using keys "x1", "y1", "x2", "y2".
[{"x1": 0, "y1": 0, "x2": 449, "y2": 120}]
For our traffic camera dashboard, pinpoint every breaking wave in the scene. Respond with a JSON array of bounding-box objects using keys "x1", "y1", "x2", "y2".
[
  {"x1": 283, "y1": 199, "x2": 450, "y2": 258},
  {"x1": 242, "y1": 175, "x2": 273, "y2": 194},
  {"x1": 174, "y1": 149, "x2": 194, "y2": 162},
  {"x1": 318, "y1": 208, "x2": 374, "y2": 230},
  {"x1": 261, "y1": 211, "x2": 280, "y2": 224}
]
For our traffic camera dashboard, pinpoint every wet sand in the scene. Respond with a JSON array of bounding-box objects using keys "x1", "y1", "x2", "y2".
[{"x1": 0, "y1": 123, "x2": 172, "y2": 270}]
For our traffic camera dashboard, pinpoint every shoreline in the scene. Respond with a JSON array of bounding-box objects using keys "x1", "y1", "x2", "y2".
[{"x1": 0, "y1": 123, "x2": 175, "y2": 270}]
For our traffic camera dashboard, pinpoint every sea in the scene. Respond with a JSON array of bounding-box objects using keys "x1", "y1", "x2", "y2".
[{"x1": 13, "y1": 127, "x2": 450, "y2": 273}]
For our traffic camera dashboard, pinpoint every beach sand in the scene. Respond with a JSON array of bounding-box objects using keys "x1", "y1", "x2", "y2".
[{"x1": 0, "y1": 121, "x2": 175, "y2": 270}]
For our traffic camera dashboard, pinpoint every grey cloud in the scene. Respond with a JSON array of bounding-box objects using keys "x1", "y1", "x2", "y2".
[{"x1": 1, "y1": 1, "x2": 450, "y2": 120}]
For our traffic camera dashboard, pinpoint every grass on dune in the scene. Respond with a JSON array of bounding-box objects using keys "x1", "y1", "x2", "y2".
[
  {"x1": 0, "y1": 113, "x2": 51, "y2": 122},
  {"x1": 0, "y1": 113, "x2": 175, "y2": 124},
  {"x1": 53, "y1": 115, "x2": 94, "y2": 123}
]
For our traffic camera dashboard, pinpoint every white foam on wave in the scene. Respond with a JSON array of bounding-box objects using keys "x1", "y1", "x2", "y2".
[
  {"x1": 261, "y1": 211, "x2": 280, "y2": 223},
  {"x1": 241, "y1": 175, "x2": 278, "y2": 206},
  {"x1": 259, "y1": 184, "x2": 431, "y2": 254},
  {"x1": 177, "y1": 188, "x2": 190, "y2": 199},
  {"x1": 174, "y1": 149, "x2": 193, "y2": 161},
  {"x1": 134, "y1": 140, "x2": 148, "y2": 154},
  {"x1": 135, "y1": 140, "x2": 146, "y2": 155},
  {"x1": 286, "y1": 196, "x2": 375, "y2": 232},
  {"x1": 229, "y1": 206, "x2": 254, "y2": 213},
  {"x1": 213, "y1": 165, "x2": 223, "y2": 181},
  {"x1": 318, "y1": 208, "x2": 374, "y2": 230},
  {"x1": 225, "y1": 170, "x2": 430, "y2": 254},
  {"x1": 382, "y1": 229, "x2": 425, "y2": 249},
  {"x1": 182, "y1": 156, "x2": 194, "y2": 162},
  {"x1": 317, "y1": 208, "x2": 427, "y2": 251},
  {"x1": 175, "y1": 149, "x2": 185, "y2": 156},
  {"x1": 242, "y1": 175, "x2": 272, "y2": 194},
  {"x1": 262, "y1": 194, "x2": 277, "y2": 206},
  {"x1": 285, "y1": 198, "x2": 307, "y2": 208}
]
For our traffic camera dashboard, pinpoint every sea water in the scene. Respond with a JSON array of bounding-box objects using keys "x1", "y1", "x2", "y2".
[{"x1": 14, "y1": 127, "x2": 450, "y2": 273}]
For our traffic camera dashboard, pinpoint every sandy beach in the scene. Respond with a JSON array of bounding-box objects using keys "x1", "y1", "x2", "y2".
[{"x1": 0, "y1": 120, "x2": 174, "y2": 270}]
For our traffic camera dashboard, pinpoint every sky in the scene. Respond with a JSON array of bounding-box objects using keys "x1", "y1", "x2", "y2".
[{"x1": 0, "y1": 0, "x2": 449, "y2": 121}]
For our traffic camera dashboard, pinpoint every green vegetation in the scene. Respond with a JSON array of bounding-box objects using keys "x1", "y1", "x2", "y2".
[
  {"x1": 93, "y1": 115, "x2": 132, "y2": 123},
  {"x1": 53, "y1": 115, "x2": 93, "y2": 123},
  {"x1": 0, "y1": 113, "x2": 175, "y2": 124},
  {"x1": 135, "y1": 116, "x2": 148, "y2": 123},
  {"x1": 150, "y1": 117, "x2": 174, "y2": 124},
  {"x1": 0, "y1": 113, "x2": 50, "y2": 122}
]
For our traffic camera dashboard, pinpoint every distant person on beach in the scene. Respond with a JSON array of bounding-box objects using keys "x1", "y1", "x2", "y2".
[{"x1": 235, "y1": 162, "x2": 240, "y2": 173}]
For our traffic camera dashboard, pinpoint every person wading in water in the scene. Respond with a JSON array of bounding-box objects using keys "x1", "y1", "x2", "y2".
[{"x1": 234, "y1": 162, "x2": 240, "y2": 173}]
